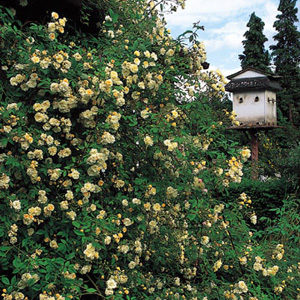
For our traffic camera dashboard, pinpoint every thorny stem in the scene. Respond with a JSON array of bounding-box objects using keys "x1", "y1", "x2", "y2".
[
  {"x1": 86, "y1": 274, "x2": 105, "y2": 299},
  {"x1": 222, "y1": 215, "x2": 245, "y2": 276}
]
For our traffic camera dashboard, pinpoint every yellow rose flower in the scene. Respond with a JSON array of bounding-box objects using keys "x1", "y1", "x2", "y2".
[
  {"x1": 51, "y1": 12, "x2": 59, "y2": 19},
  {"x1": 129, "y1": 64, "x2": 138, "y2": 73}
]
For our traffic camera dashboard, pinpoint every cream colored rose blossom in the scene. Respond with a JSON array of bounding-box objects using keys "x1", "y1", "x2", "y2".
[
  {"x1": 250, "y1": 215, "x2": 257, "y2": 225},
  {"x1": 0, "y1": 173, "x2": 10, "y2": 189},
  {"x1": 201, "y1": 236, "x2": 209, "y2": 245},
  {"x1": 51, "y1": 12, "x2": 59, "y2": 19},
  {"x1": 104, "y1": 236, "x2": 112, "y2": 245},
  {"x1": 123, "y1": 218, "x2": 132, "y2": 226},
  {"x1": 106, "y1": 277, "x2": 117, "y2": 289},
  {"x1": 11, "y1": 200, "x2": 21, "y2": 211},
  {"x1": 132, "y1": 198, "x2": 141, "y2": 205},
  {"x1": 153, "y1": 203, "x2": 161, "y2": 212},
  {"x1": 234, "y1": 280, "x2": 248, "y2": 294},
  {"x1": 84, "y1": 243, "x2": 99, "y2": 260},
  {"x1": 213, "y1": 259, "x2": 222, "y2": 272},
  {"x1": 144, "y1": 135, "x2": 153, "y2": 146},
  {"x1": 101, "y1": 131, "x2": 115, "y2": 144}
]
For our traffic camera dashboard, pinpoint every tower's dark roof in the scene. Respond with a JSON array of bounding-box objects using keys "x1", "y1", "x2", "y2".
[
  {"x1": 225, "y1": 67, "x2": 281, "y2": 92},
  {"x1": 225, "y1": 76, "x2": 281, "y2": 92}
]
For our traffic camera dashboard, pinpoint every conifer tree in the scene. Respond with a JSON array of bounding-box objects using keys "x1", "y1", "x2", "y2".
[
  {"x1": 270, "y1": 0, "x2": 300, "y2": 126},
  {"x1": 239, "y1": 12, "x2": 270, "y2": 72}
]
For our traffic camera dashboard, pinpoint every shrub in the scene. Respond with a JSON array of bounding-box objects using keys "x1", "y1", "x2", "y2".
[
  {"x1": 217, "y1": 177, "x2": 289, "y2": 225},
  {"x1": 0, "y1": 1, "x2": 299, "y2": 300}
]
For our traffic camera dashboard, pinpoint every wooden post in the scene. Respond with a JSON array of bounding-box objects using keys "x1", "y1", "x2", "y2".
[{"x1": 249, "y1": 129, "x2": 259, "y2": 180}]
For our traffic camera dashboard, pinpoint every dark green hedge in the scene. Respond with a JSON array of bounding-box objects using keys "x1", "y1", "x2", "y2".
[{"x1": 218, "y1": 177, "x2": 292, "y2": 224}]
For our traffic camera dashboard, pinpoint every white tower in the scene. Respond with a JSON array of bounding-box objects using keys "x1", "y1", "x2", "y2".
[{"x1": 226, "y1": 67, "x2": 281, "y2": 127}]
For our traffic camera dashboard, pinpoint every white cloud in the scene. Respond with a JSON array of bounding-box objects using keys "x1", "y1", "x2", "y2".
[
  {"x1": 204, "y1": 21, "x2": 246, "y2": 51},
  {"x1": 165, "y1": 0, "x2": 300, "y2": 76},
  {"x1": 209, "y1": 64, "x2": 240, "y2": 77},
  {"x1": 165, "y1": 0, "x2": 268, "y2": 28},
  {"x1": 203, "y1": 34, "x2": 242, "y2": 52},
  {"x1": 261, "y1": 2, "x2": 278, "y2": 33},
  {"x1": 166, "y1": 0, "x2": 278, "y2": 53}
]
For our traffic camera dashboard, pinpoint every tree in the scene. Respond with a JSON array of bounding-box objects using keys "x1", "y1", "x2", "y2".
[
  {"x1": 239, "y1": 12, "x2": 270, "y2": 72},
  {"x1": 270, "y1": 0, "x2": 300, "y2": 126}
]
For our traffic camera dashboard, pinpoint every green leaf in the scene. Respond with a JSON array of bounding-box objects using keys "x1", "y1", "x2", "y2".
[
  {"x1": 3, "y1": 7, "x2": 15, "y2": 20},
  {"x1": 66, "y1": 252, "x2": 75, "y2": 260},
  {"x1": 10, "y1": 276, "x2": 16, "y2": 286},
  {"x1": 55, "y1": 258, "x2": 65, "y2": 265},
  {"x1": 1, "y1": 277, "x2": 10, "y2": 285},
  {"x1": 187, "y1": 213, "x2": 196, "y2": 221},
  {"x1": 0, "y1": 246, "x2": 11, "y2": 252},
  {"x1": 138, "y1": 224, "x2": 146, "y2": 231},
  {"x1": 12, "y1": 258, "x2": 22, "y2": 268},
  {"x1": 72, "y1": 221, "x2": 81, "y2": 228},
  {"x1": 108, "y1": 8, "x2": 118, "y2": 23},
  {"x1": 86, "y1": 288, "x2": 97, "y2": 293},
  {"x1": 74, "y1": 229, "x2": 84, "y2": 236},
  {"x1": 35, "y1": 229, "x2": 45, "y2": 235},
  {"x1": 58, "y1": 243, "x2": 67, "y2": 252},
  {"x1": 27, "y1": 278, "x2": 36, "y2": 286},
  {"x1": 32, "y1": 284, "x2": 42, "y2": 291}
]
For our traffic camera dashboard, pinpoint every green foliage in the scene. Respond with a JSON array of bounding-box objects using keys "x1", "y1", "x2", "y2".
[
  {"x1": 258, "y1": 196, "x2": 300, "y2": 298},
  {"x1": 0, "y1": 1, "x2": 300, "y2": 300},
  {"x1": 239, "y1": 12, "x2": 270, "y2": 72},
  {"x1": 251, "y1": 125, "x2": 300, "y2": 190},
  {"x1": 218, "y1": 177, "x2": 289, "y2": 225},
  {"x1": 278, "y1": 143, "x2": 300, "y2": 189},
  {"x1": 261, "y1": 195, "x2": 300, "y2": 244},
  {"x1": 270, "y1": 0, "x2": 300, "y2": 126}
]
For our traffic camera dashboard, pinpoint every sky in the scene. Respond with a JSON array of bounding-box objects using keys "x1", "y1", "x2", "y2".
[{"x1": 164, "y1": 0, "x2": 300, "y2": 77}]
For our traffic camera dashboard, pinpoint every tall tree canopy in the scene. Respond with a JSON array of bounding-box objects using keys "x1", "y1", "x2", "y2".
[
  {"x1": 239, "y1": 12, "x2": 270, "y2": 72},
  {"x1": 270, "y1": 0, "x2": 300, "y2": 126}
]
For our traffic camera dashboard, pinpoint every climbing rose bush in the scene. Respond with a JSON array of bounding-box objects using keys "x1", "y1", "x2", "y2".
[{"x1": 0, "y1": 1, "x2": 299, "y2": 299}]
